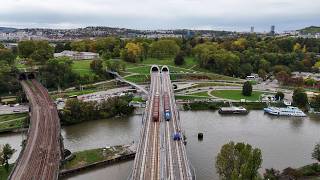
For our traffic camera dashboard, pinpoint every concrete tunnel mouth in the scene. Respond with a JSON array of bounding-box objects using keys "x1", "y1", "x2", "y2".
[
  {"x1": 161, "y1": 66, "x2": 169, "y2": 72},
  {"x1": 151, "y1": 66, "x2": 159, "y2": 72}
]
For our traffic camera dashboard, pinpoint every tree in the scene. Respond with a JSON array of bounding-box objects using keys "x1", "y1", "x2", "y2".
[
  {"x1": 90, "y1": 59, "x2": 104, "y2": 75},
  {"x1": 55, "y1": 42, "x2": 65, "y2": 53},
  {"x1": 312, "y1": 142, "x2": 320, "y2": 162},
  {"x1": 263, "y1": 168, "x2": 281, "y2": 180},
  {"x1": 275, "y1": 91, "x2": 285, "y2": 101},
  {"x1": 258, "y1": 69, "x2": 267, "y2": 81},
  {"x1": 310, "y1": 95, "x2": 320, "y2": 110},
  {"x1": 174, "y1": 51, "x2": 185, "y2": 65},
  {"x1": 30, "y1": 41, "x2": 54, "y2": 64},
  {"x1": 0, "y1": 144, "x2": 16, "y2": 172},
  {"x1": 149, "y1": 39, "x2": 180, "y2": 59},
  {"x1": 121, "y1": 42, "x2": 142, "y2": 63},
  {"x1": 292, "y1": 88, "x2": 308, "y2": 108},
  {"x1": 215, "y1": 141, "x2": 262, "y2": 180},
  {"x1": 0, "y1": 49, "x2": 16, "y2": 65},
  {"x1": 18, "y1": 40, "x2": 36, "y2": 59},
  {"x1": 242, "y1": 81, "x2": 253, "y2": 96}
]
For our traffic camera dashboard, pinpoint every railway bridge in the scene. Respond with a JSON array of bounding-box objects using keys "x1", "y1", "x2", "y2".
[
  {"x1": 131, "y1": 65, "x2": 194, "y2": 180},
  {"x1": 9, "y1": 72, "x2": 63, "y2": 180}
]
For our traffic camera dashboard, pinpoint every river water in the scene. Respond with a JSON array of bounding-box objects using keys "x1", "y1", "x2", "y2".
[{"x1": 0, "y1": 110, "x2": 319, "y2": 180}]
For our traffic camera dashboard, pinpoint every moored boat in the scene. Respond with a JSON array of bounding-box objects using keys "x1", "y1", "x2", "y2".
[
  {"x1": 218, "y1": 106, "x2": 248, "y2": 114},
  {"x1": 263, "y1": 106, "x2": 306, "y2": 117}
]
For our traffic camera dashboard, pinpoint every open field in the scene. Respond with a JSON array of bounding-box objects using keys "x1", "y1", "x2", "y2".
[
  {"x1": 71, "y1": 60, "x2": 94, "y2": 76},
  {"x1": 210, "y1": 90, "x2": 264, "y2": 101}
]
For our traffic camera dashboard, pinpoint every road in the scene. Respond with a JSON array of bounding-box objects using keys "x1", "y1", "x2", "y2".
[{"x1": 9, "y1": 79, "x2": 62, "y2": 180}]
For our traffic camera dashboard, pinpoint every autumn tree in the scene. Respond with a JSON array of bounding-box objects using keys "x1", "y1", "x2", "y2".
[
  {"x1": 216, "y1": 141, "x2": 262, "y2": 180},
  {"x1": 121, "y1": 42, "x2": 142, "y2": 63},
  {"x1": 149, "y1": 39, "x2": 180, "y2": 59}
]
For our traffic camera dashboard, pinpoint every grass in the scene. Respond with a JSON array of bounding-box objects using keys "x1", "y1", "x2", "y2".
[
  {"x1": 193, "y1": 82, "x2": 242, "y2": 88},
  {"x1": 188, "y1": 91, "x2": 210, "y2": 97},
  {"x1": 124, "y1": 74, "x2": 150, "y2": 84},
  {"x1": 175, "y1": 95, "x2": 209, "y2": 100},
  {"x1": 131, "y1": 96, "x2": 144, "y2": 102},
  {"x1": 0, "y1": 113, "x2": 27, "y2": 123},
  {"x1": 63, "y1": 146, "x2": 125, "y2": 170},
  {"x1": 210, "y1": 90, "x2": 264, "y2": 101},
  {"x1": 71, "y1": 60, "x2": 94, "y2": 76},
  {"x1": 0, "y1": 164, "x2": 13, "y2": 180}
]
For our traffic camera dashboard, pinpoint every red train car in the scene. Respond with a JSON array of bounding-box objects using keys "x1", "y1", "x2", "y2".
[
  {"x1": 163, "y1": 93, "x2": 170, "y2": 111},
  {"x1": 152, "y1": 94, "x2": 160, "y2": 121}
]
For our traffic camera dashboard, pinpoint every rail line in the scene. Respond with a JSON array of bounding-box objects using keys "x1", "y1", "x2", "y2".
[{"x1": 9, "y1": 79, "x2": 61, "y2": 180}]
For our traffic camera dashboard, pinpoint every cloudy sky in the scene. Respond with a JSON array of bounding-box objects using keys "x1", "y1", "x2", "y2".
[{"x1": 0, "y1": 0, "x2": 319, "y2": 32}]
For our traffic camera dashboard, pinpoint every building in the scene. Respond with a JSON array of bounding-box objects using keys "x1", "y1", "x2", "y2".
[
  {"x1": 250, "y1": 26, "x2": 254, "y2": 33},
  {"x1": 54, "y1": 50, "x2": 99, "y2": 60},
  {"x1": 270, "y1": 25, "x2": 275, "y2": 35}
]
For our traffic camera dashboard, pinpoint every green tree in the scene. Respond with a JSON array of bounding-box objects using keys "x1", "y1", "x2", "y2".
[
  {"x1": 55, "y1": 42, "x2": 65, "y2": 53},
  {"x1": 40, "y1": 57, "x2": 78, "y2": 89},
  {"x1": 90, "y1": 59, "x2": 104, "y2": 75},
  {"x1": 312, "y1": 142, "x2": 320, "y2": 162},
  {"x1": 216, "y1": 141, "x2": 262, "y2": 180},
  {"x1": 0, "y1": 144, "x2": 16, "y2": 172},
  {"x1": 18, "y1": 40, "x2": 36, "y2": 59},
  {"x1": 174, "y1": 51, "x2": 185, "y2": 65},
  {"x1": 30, "y1": 41, "x2": 54, "y2": 64},
  {"x1": 292, "y1": 88, "x2": 308, "y2": 108},
  {"x1": 275, "y1": 91, "x2": 285, "y2": 101},
  {"x1": 263, "y1": 168, "x2": 281, "y2": 180},
  {"x1": 258, "y1": 69, "x2": 267, "y2": 81},
  {"x1": 0, "y1": 49, "x2": 16, "y2": 65},
  {"x1": 310, "y1": 95, "x2": 320, "y2": 110},
  {"x1": 242, "y1": 81, "x2": 253, "y2": 96},
  {"x1": 149, "y1": 39, "x2": 180, "y2": 59}
]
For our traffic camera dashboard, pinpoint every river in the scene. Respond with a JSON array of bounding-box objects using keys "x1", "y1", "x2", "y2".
[{"x1": 0, "y1": 110, "x2": 319, "y2": 180}]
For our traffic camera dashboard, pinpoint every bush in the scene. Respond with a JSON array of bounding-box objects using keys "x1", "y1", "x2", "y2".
[
  {"x1": 174, "y1": 51, "x2": 185, "y2": 66},
  {"x1": 242, "y1": 81, "x2": 252, "y2": 96}
]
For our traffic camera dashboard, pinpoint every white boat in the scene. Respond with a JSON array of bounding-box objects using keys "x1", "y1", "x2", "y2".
[{"x1": 264, "y1": 106, "x2": 306, "y2": 117}]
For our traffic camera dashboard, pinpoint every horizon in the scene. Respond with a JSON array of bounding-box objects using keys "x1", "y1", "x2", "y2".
[{"x1": 1, "y1": 0, "x2": 320, "y2": 33}]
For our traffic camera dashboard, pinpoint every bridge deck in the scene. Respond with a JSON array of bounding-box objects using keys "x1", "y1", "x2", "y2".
[
  {"x1": 10, "y1": 80, "x2": 61, "y2": 180},
  {"x1": 131, "y1": 66, "x2": 193, "y2": 180}
]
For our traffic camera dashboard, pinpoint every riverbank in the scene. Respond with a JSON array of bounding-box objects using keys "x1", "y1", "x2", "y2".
[
  {"x1": 60, "y1": 144, "x2": 136, "y2": 178},
  {"x1": 182, "y1": 101, "x2": 285, "y2": 111},
  {"x1": 0, "y1": 113, "x2": 28, "y2": 133}
]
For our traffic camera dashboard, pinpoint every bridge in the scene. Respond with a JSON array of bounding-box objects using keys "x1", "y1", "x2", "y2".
[
  {"x1": 9, "y1": 73, "x2": 62, "y2": 180},
  {"x1": 131, "y1": 65, "x2": 194, "y2": 180}
]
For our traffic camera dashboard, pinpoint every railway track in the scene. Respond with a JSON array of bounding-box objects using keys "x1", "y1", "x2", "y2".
[
  {"x1": 9, "y1": 80, "x2": 61, "y2": 180},
  {"x1": 132, "y1": 66, "x2": 192, "y2": 180}
]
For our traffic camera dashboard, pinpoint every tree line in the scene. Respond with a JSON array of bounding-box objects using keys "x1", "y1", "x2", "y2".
[{"x1": 60, "y1": 95, "x2": 134, "y2": 125}]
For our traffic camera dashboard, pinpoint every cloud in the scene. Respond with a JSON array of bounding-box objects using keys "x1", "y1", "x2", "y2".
[{"x1": 0, "y1": 0, "x2": 319, "y2": 31}]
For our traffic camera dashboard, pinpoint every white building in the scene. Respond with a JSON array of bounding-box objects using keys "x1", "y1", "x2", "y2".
[{"x1": 54, "y1": 50, "x2": 99, "y2": 60}]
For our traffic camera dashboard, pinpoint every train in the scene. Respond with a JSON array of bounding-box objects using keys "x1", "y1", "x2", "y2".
[
  {"x1": 152, "y1": 93, "x2": 160, "y2": 121},
  {"x1": 163, "y1": 93, "x2": 171, "y2": 121}
]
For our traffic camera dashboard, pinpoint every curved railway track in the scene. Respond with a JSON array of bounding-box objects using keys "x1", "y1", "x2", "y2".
[{"x1": 9, "y1": 80, "x2": 61, "y2": 180}]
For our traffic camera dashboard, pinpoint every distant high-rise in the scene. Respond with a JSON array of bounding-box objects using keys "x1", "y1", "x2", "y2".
[
  {"x1": 250, "y1": 26, "x2": 254, "y2": 33},
  {"x1": 270, "y1": 25, "x2": 275, "y2": 35}
]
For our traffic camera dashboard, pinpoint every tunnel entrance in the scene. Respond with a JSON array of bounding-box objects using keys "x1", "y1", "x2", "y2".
[
  {"x1": 151, "y1": 66, "x2": 159, "y2": 72},
  {"x1": 19, "y1": 74, "x2": 27, "y2": 81},
  {"x1": 27, "y1": 73, "x2": 35, "y2": 79},
  {"x1": 162, "y1": 66, "x2": 169, "y2": 72}
]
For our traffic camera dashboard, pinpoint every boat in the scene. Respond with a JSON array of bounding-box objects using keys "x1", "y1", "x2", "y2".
[
  {"x1": 263, "y1": 106, "x2": 306, "y2": 117},
  {"x1": 218, "y1": 106, "x2": 248, "y2": 114}
]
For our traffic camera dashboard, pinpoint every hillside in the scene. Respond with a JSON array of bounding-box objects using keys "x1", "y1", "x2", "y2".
[{"x1": 299, "y1": 26, "x2": 320, "y2": 34}]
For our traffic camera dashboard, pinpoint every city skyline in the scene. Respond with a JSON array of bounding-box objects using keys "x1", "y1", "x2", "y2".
[{"x1": 0, "y1": 0, "x2": 319, "y2": 32}]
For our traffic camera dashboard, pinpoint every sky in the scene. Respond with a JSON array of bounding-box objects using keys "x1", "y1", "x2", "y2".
[{"x1": 0, "y1": 0, "x2": 320, "y2": 32}]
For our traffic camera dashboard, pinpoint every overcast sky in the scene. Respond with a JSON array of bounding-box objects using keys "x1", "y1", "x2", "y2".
[{"x1": 0, "y1": 0, "x2": 319, "y2": 32}]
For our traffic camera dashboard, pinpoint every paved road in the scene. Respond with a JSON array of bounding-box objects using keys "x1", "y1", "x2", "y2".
[
  {"x1": 9, "y1": 80, "x2": 61, "y2": 180},
  {"x1": 0, "y1": 105, "x2": 29, "y2": 115}
]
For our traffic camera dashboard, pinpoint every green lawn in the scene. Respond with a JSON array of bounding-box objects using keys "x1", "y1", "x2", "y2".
[
  {"x1": 124, "y1": 75, "x2": 150, "y2": 84},
  {"x1": 188, "y1": 91, "x2": 210, "y2": 97},
  {"x1": 63, "y1": 146, "x2": 125, "y2": 170},
  {"x1": 0, "y1": 164, "x2": 13, "y2": 180},
  {"x1": 210, "y1": 90, "x2": 264, "y2": 101},
  {"x1": 71, "y1": 60, "x2": 94, "y2": 76},
  {"x1": 0, "y1": 113, "x2": 27, "y2": 132},
  {"x1": 175, "y1": 95, "x2": 209, "y2": 100}
]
